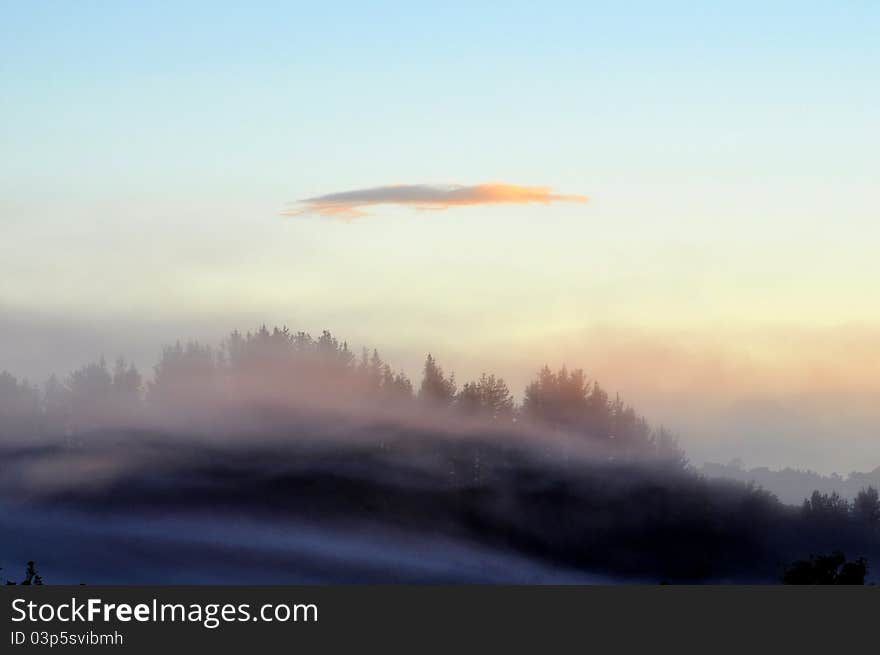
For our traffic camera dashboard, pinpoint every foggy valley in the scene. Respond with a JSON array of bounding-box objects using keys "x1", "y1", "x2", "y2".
[{"x1": 2, "y1": 325, "x2": 878, "y2": 584}]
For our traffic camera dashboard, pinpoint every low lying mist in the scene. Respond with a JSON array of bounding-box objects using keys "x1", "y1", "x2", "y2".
[{"x1": 2, "y1": 324, "x2": 879, "y2": 584}]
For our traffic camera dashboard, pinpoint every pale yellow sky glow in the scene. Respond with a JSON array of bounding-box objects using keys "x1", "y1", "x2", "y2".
[
  {"x1": 7, "y1": 181, "x2": 879, "y2": 473},
  {"x1": 4, "y1": 193, "x2": 879, "y2": 473}
]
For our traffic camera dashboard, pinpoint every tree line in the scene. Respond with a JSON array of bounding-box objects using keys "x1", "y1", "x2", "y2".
[
  {"x1": 699, "y1": 459, "x2": 880, "y2": 506},
  {"x1": 0, "y1": 325, "x2": 681, "y2": 462}
]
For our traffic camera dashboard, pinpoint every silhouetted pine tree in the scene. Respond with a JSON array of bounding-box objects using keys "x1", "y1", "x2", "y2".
[{"x1": 419, "y1": 354, "x2": 456, "y2": 407}]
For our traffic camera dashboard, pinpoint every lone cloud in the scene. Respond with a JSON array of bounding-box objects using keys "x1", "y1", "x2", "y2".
[{"x1": 284, "y1": 183, "x2": 588, "y2": 218}]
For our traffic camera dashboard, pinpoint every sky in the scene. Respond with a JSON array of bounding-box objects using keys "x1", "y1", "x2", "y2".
[{"x1": 2, "y1": 2, "x2": 879, "y2": 472}]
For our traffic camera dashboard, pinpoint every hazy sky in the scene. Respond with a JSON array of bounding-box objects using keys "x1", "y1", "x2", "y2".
[{"x1": 2, "y1": 2, "x2": 879, "y2": 471}]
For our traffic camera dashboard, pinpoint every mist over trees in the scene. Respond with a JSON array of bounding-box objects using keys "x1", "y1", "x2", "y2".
[
  {"x1": 0, "y1": 371, "x2": 41, "y2": 438},
  {"x1": 0, "y1": 324, "x2": 681, "y2": 465},
  {"x1": 700, "y1": 460, "x2": 880, "y2": 505},
  {"x1": 2, "y1": 324, "x2": 879, "y2": 583}
]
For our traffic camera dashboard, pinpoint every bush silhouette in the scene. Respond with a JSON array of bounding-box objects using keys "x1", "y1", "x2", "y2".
[
  {"x1": 3, "y1": 561, "x2": 43, "y2": 586},
  {"x1": 782, "y1": 552, "x2": 867, "y2": 584}
]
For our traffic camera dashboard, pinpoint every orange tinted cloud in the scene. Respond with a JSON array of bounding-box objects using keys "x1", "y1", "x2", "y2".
[{"x1": 284, "y1": 183, "x2": 588, "y2": 218}]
